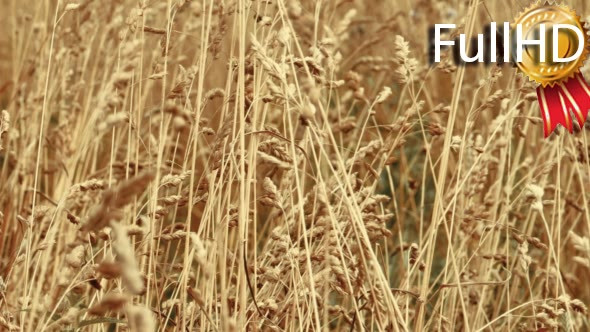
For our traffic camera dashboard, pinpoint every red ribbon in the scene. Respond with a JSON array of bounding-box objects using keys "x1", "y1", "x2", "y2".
[{"x1": 536, "y1": 73, "x2": 590, "y2": 137}]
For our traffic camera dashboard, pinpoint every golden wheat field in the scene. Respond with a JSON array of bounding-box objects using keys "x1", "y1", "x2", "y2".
[{"x1": 2, "y1": 0, "x2": 590, "y2": 331}]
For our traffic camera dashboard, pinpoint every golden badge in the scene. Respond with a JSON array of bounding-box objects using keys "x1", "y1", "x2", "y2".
[{"x1": 514, "y1": 2, "x2": 590, "y2": 136}]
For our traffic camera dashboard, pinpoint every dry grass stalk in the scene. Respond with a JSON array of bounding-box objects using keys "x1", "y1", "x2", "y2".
[{"x1": 87, "y1": 293, "x2": 129, "y2": 316}]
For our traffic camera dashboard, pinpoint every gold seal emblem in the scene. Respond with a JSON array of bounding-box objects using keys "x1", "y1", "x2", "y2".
[{"x1": 514, "y1": 2, "x2": 589, "y2": 87}]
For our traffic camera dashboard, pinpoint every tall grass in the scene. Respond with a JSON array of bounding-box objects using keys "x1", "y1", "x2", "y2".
[{"x1": 0, "y1": 0, "x2": 589, "y2": 330}]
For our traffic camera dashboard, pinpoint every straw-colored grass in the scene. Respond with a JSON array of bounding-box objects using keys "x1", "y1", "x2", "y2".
[{"x1": 1, "y1": 0, "x2": 589, "y2": 330}]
